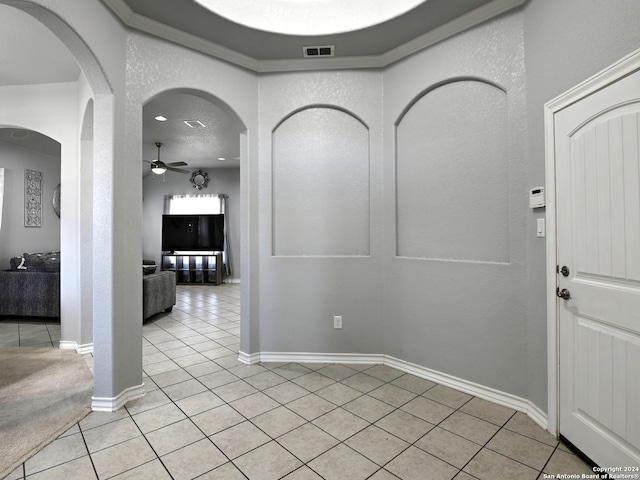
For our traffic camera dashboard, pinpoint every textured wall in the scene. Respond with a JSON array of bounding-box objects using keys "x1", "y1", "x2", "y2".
[
  {"x1": 272, "y1": 107, "x2": 370, "y2": 257},
  {"x1": 0, "y1": 139, "x2": 61, "y2": 268},
  {"x1": 396, "y1": 80, "x2": 509, "y2": 263},
  {"x1": 258, "y1": 71, "x2": 384, "y2": 354},
  {"x1": 384, "y1": 12, "x2": 528, "y2": 399}
]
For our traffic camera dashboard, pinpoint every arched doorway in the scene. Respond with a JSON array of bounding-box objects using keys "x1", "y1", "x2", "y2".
[
  {"x1": 141, "y1": 89, "x2": 247, "y2": 358},
  {"x1": 0, "y1": 1, "x2": 135, "y2": 410}
]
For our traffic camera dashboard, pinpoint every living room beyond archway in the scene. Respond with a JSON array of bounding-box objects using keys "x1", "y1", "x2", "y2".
[{"x1": 140, "y1": 90, "x2": 245, "y2": 360}]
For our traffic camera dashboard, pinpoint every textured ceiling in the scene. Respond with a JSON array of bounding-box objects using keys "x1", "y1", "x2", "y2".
[
  {"x1": 0, "y1": 5, "x2": 80, "y2": 86},
  {"x1": 0, "y1": 128, "x2": 61, "y2": 158},
  {"x1": 143, "y1": 92, "x2": 243, "y2": 173},
  {"x1": 117, "y1": 0, "x2": 495, "y2": 61}
]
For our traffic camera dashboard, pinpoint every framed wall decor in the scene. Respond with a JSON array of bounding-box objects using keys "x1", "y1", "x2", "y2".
[{"x1": 25, "y1": 169, "x2": 42, "y2": 227}]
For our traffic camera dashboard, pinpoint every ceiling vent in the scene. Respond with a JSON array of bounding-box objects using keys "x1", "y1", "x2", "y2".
[
  {"x1": 183, "y1": 120, "x2": 206, "y2": 128},
  {"x1": 303, "y1": 45, "x2": 335, "y2": 58}
]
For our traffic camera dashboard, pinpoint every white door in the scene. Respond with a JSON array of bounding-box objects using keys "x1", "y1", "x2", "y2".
[{"x1": 555, "y1": 66, "x2": 640, "y2": 467}]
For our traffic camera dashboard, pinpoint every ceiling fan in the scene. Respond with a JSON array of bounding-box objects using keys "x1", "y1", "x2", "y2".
[{"x1": 144, "y1": 142, "x2": 189, "y2": 175}]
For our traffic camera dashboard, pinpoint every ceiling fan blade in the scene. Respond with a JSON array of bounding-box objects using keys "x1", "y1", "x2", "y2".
[
  {"x1": 168, "y1": 166, "x2": 190, "y2": 174},
  {"x1": 143, "y1": 160, "x2": 153, "y2": 164},
  {"x1": 168, "y1": 161, "x2": 188, "y2": 167}
]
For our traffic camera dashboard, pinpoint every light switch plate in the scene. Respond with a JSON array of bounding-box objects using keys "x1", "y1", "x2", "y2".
[{"x1": 537, "y1": 218, "x2": 545, "y2": 237}]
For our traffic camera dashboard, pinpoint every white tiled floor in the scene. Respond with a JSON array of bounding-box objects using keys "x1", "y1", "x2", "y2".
[{"x1": 1, "y1": 284, "x2": 594, "y2": 479}]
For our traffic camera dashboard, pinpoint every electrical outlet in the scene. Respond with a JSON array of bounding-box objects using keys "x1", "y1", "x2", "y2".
[{"x1": 333, "y1": 316, "x2": 343, "y2": 329}]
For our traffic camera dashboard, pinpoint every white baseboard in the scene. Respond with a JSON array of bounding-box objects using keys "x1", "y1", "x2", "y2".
[
  {"x1": 91, "y1": 383, "x2": 145, "y2": 412},
  {"x1": 59, "y1": 341, "x2": 94, "y2": 355},
  {"x1": 76, "y1": 343, "x2": 94, "y2": 355},
  {"x1": 59, "y1": 340, "x2": 78, "y2": 351},
  {"x1": 383, "y1": 356, "x2": 550, "y2": 432},
  {"x1": 238, "y1": 350, "x2": 260, "y2": 364},
  {"x1": 241, "y1": 350, "x2": 550, "y2": 433},
  {"x1": 255, "y1": 351, "x2": 384, "y2": 365}
]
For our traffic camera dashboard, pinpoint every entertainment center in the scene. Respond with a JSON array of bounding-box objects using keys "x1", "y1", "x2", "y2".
[
  {"x1": 161, "y1": 253, "x2": 223, "y2": 285},
  {"x1": 161, "y1": 213, "x2": 225, "y2": 285}
]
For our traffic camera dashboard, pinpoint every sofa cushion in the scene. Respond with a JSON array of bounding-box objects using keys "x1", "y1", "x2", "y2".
[
  {"x1": 0, "y1": 270, "x2": 60, "y2": 317},
  {"x1": 10, "y1": 252, "x2": 60, "y2": 272}
]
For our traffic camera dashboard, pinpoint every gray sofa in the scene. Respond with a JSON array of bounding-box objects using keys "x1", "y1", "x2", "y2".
[
  {"x1": 0, "y1": 270, "x2": 60, "y2": 317},
  {"x1": 0, "y1": 252, "x2": 175, "y2": 321},
  {"x1": 143, "y1": 270, "x2": 176, "y2": 322},
  {"x1": 0, "y1": 252, "x2": 61, "y2": 318}
]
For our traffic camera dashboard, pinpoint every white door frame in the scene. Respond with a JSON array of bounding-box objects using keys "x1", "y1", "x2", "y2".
[{"x1": 544, "y1": 47, "x2": 640, "y2": 436}]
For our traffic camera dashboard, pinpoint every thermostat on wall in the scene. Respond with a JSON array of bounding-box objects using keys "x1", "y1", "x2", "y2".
[{"x1": 529, "y1": 187, "x2": 545, "y2": 208}]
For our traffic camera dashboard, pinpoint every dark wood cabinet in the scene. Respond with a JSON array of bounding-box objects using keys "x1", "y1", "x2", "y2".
[{"x1": 161, "y1": 253, "x2": 223, "y2": 285}]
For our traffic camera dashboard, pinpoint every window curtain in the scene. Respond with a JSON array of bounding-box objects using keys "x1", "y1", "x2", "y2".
[
  {"x1": 164, "y1": 194, "x2": 232, "y2": 277},
  {"x1": 0, "y1": 168, "x2": 4, "y2": 231}
]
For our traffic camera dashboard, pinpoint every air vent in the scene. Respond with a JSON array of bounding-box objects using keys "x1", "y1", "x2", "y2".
[
  {"x1": 303, "y1": 45, "x2": 334, "y2": 58},
  {"x1": 183, "y1": 120, "x2": 206, "y2": 128}
]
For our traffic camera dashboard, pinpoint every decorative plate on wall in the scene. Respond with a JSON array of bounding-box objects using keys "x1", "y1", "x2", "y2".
[
  {"x1": 190, "y1": 170, "x2": 209, "y2": 190},
  {"x1": 53, "y1": 183, "x2": 61, "y2": 218}
]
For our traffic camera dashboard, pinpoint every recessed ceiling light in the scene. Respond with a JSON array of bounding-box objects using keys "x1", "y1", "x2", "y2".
[
  {"x1": 11, "y1": 129, "x2": 30, "y2": 139},
  {"x1": 217, "y1": 157, "x2": 226, "y2": 161},
  {"x1": 154, "y1": 115, "x2": 168, "y2": 122},
  {"x1": 184, "y1": 120, "x2": 206, "y2": 128}
]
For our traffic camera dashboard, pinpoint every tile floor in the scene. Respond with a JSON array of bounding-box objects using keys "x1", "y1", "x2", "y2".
[{"x1": 1, "y1": 284, "x2": 595, "y2": 480}]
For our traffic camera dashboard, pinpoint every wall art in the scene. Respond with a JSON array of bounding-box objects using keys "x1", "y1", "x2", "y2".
[{"x1": 25, "y1": 169, "x2": 42, "y2": 227}]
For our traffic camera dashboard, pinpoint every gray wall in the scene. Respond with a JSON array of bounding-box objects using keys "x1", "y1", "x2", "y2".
[
  {"x1": 522, "y1": 0, "x2": 640, "y2": 411},
  {"x1": 142, "y1": 167, "x2": 241, "y2": 282},
  {"x1": 383, "y1": 12, "x2": 529, "y2": 400},
  {"x1": 0, "y1": 141, "x2": 61, "y2": 269},
  {"x1": 258, "y1": 70, "x2": 385, "y2": 354}
]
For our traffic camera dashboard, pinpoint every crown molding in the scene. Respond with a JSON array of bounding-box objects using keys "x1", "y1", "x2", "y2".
[
  {"x1": 380, "y1": 0, "x2": 525, "y2": 67},
  {"x1": 101, "y1": 0, "x2": 134, "y2": 23},
  {"x1": 127, "y1": 11, "x2": 260, "y2": 72},
  {"x1": 257, "y1": 55, "x2": 384, "y2": 73},
  {"x1": 101, "y1": 0, "x2": 525, "y2": 73}
]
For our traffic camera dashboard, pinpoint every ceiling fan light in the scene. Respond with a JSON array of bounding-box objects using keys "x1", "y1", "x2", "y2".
[{"x1": 151, "y1": 161, "x2": 167, "y2": 174}]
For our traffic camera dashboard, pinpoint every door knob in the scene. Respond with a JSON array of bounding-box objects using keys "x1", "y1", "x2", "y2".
[{"x1": 556, "y1": 288, "x2": 571, "y2": 300}]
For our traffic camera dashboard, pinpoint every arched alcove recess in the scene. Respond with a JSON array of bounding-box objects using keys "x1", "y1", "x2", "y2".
[
  {"x1": 0, "y1": 1, "x2": 123, "y2": 408},
  {"x1": 272, "y1": 105, "x2": 371, "y2": 257},
  {"x1": 395, "y1": 78, "x2": 510, "y2": 263}
]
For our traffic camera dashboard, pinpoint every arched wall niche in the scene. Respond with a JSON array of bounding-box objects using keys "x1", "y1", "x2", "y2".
[
  {"x1": 271, "y1": 105, "x2": 371, "y2": 257},
  {"x1": 395, "y1": 78, "x2": 510, "y2": 263}
]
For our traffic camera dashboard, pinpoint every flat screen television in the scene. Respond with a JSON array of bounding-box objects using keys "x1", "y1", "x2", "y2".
[{"x1": 162, "y1": 214, "x2": 224, "y2": 252}]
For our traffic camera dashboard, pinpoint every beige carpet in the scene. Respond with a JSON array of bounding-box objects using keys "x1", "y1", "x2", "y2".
[{"x1": 0, "y1": 346, "x2": 93, "y2": 479}]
